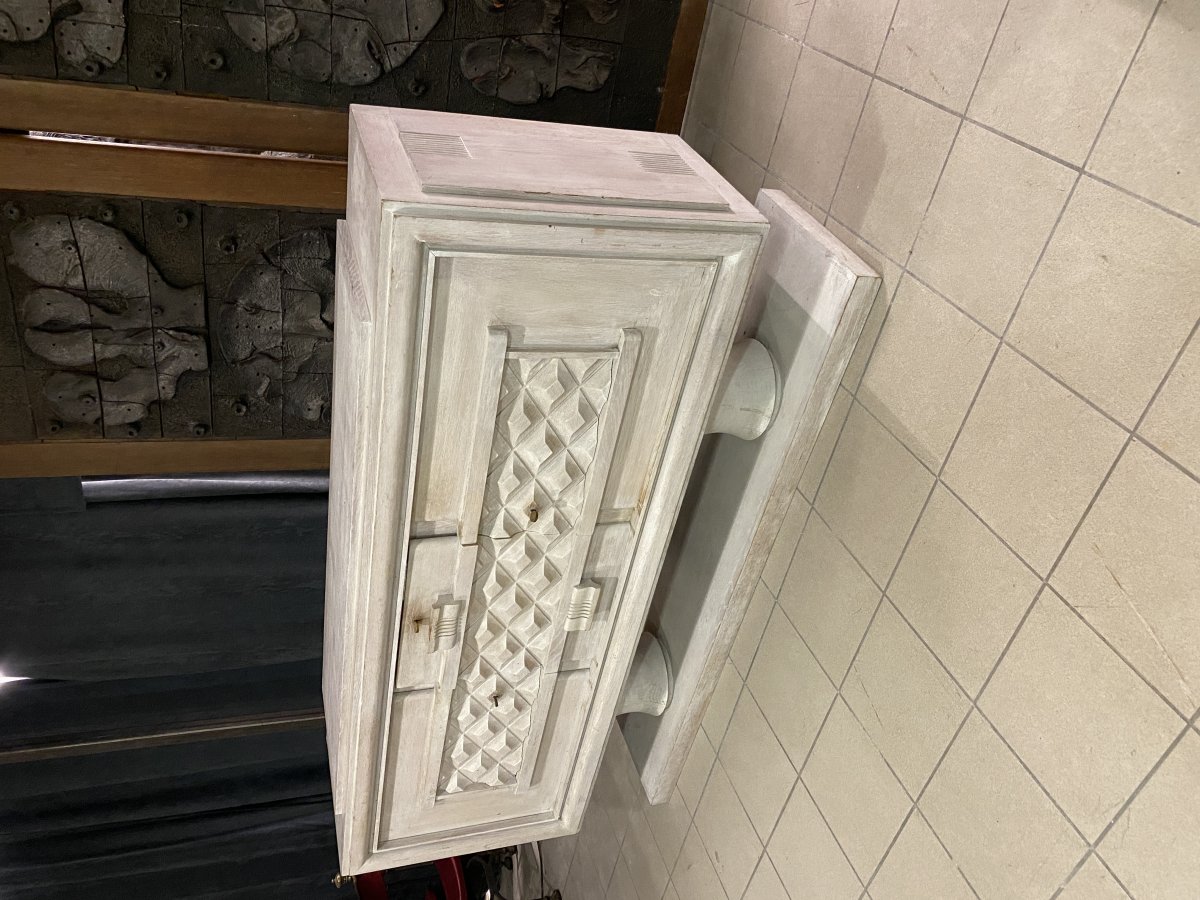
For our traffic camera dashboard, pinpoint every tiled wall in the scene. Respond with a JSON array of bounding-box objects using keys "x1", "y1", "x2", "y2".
[{"x1": 541, "y1": 0, "x2": 1200, "y2": 897}]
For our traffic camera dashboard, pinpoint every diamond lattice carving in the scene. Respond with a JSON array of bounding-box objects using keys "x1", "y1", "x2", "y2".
[{"x1": 439, "y1": 355, "x2": 614, "y2": 795}]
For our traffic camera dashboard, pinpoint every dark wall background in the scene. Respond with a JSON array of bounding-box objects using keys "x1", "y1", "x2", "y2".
[
  {"x1": 0, "y1": 0, "x2": 682, "y2": 130},
  {"x1": 0, "y1": 478, "x2": 339, "y2": 899},
  {"x1": 0, "y1": 192, "x2": 337, "y2": 442}
]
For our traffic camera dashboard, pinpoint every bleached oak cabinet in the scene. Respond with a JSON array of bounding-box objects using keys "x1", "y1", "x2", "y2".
[{"x1": 324, "y1": 107, "x2": 766, "y2": 873}]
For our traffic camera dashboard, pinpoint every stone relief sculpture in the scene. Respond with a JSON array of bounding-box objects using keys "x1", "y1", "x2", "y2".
[
  {"x1": 215, "y1": 226, "x2": 335, "y2": 430},
  {"x1": 0, "y1": 194, "x2": 338, "y2": 440},
  {"x1": 0, "y1": 0, "x2": 125, "y2": 78},
  {"x1": 8, "y1": 214, "x2": 206, "y2": 435},
  {"x1": 221, "y1": 0, "x2": 445, "y2": 87},
  {"x1": 0, "y1": 0, "x2": 639, "y2": 112},
  {"x1": 459, "y1": 0, "x2": 615, "y2": 104}
]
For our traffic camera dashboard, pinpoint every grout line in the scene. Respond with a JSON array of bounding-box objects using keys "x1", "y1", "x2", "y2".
[
  {"x1": 1080, "y1": 0, "x2": 1163, "y2": 172},
  {"x1": 960, "y1": 0, "x2": 1012, "y2": 115},
  {"x1": 759, "y1": 37, "x2": 806, "y2": 176},
  {"x1": 736, "y1": 579, "x2": 780, "y2": 680},
  {"x1": 1051, "y1": 580, "x2": 1195, "y2": 721},
  {"x1": 756, "y1": 35, "x2": 1200, "y2": 236},
  {"x1": 869, "y1": 0, "x2": 904, "y2": 74},
  {"x1": 820, "y1": 59, "x2": 876, "y2": 236},
  {"x1": 797, "y1": 770, "x2": 868, "y2": 892},
  {"x1": 671, "y1": 3, "x2": 1197, "y2": 897}
]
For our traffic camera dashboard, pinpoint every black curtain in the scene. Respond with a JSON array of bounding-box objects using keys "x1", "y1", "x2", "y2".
[{"x1": 0, "y1": 478, "x2": 345, "y2": 900}]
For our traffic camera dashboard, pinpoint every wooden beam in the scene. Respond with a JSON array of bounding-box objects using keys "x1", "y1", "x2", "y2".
[
  {"x1": 0, "y1": 77, "x2": 349, "y2": 157},
  {"x1": 0, "y1": 134, "x2": 347, "y2": 210},
  {"x1": 0, "y1": 438, "x2": 330, "y2": 478},
  {"x1": 656, "y1": 0, "x2": 709, "y2": 134}
]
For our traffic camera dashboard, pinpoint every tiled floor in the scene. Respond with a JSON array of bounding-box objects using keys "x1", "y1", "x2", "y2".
[{"x1": 539, "y1": 0, "x2": 1200, "y2": 896}]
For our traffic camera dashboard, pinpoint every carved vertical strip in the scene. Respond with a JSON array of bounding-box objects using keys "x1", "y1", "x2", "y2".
[{"x1": 437, "y1": 344, "x2": 632, "y2": 796}]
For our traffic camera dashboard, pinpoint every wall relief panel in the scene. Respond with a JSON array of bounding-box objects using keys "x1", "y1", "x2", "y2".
[
  {"x1": 0, "y1": 0, "x2": 676, "y2": 128},
  {"x1": 0, "y1": 191, "x2": 336, "y2": 441}
]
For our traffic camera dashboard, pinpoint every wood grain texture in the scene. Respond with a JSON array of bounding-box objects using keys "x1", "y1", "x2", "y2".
[
  {"x1": 0, "y1": 135, "x2": 347, "y2": 210},
  {"x1": 0, "y1": 77, "x2": 350, "y2": 156},
  {"x1": 325, "y1": 107, "x2": 765, "y2": 873},
  {"x1": 0, "y1": 438, "x2": 330, "y2": 477},
  {"x1": 656, "y1": 0, "x2": 709, "y2": 133},
  {"x1": 623, "y1": 189, "x2": 882, "y2": 804}
]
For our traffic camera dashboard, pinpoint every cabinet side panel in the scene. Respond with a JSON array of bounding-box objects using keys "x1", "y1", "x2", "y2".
[{"x1": 324, "y1": 221, "x2": 373, "y2": 866}]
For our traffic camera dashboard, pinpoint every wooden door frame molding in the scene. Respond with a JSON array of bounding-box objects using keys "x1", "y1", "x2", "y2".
[
  {"x1": 0, "y1": 133, "x2": 347, "y2": 209},
  {"x1": 656, "y1": 0, "x2": 708, "y2": 134},
  {"x1": 0, "y1": 439, "x2": 331, "y2": 478},
  {"x1": 0, "y1": 77, "x2": 349, "y2": 157}
]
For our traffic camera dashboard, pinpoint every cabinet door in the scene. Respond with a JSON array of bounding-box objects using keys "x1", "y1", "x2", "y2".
[
  {"x1": 332, "y1": 211, "x2": 761, "y2": 869},
  {"x1": 379, "y1": 250, "x2": 706, "y2": 846}
]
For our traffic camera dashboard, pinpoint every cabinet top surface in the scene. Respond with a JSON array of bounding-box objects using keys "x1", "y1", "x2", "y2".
[{"x1": 349, "y1": 106, "x2": 766, "y2": 226}]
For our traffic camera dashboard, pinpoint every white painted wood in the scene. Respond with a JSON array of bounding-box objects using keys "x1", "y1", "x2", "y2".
[
  {"x1": 324, "y1": 108, "x2": 765, "y2": 874},
  {"x1": 705, "y1": 338, "x2": 778, "y2": 439},
  {"x1": 616, "y1": 632, "x2": 672, "y2": 716},
  {"x1": 622, "y1": 189, "x2": 881, "y2": 804}
]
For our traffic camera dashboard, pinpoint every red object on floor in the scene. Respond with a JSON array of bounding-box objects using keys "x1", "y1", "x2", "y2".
[
  {"x1": 355, "y1": 871, "x2": 388, "y2": 900},
  {"x1": 435, "y1": 857, "x2": 467, "y2": 900},
  {"x1": 353, "y1": 857, "x2": 465, "y2": 900}
]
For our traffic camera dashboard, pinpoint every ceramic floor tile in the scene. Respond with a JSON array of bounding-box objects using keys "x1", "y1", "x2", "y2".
[
  {"x1": 1089, "y1": 0, "x2": 1200, "y2": 223},
  {"x1": 542, "y1": 833, "x2": 578, "y2": 889},
  {"x1": 823, "y1": 219, "x2": 904, "y2": 392},
  {"x1": 1140, "y1": 331, "x2": 1200, "y2": 480},
  {"x1": 686, "y1": 2, "x2": 746, "y2": 133},
  {"x1": 677, "y1": 725, "x2": 716, "y2": 814},
  {"x1": 859, "y1": 274, "x2": 997, "y2": 469},
  {"x1": 981, "y1": 592, "x2": 1182, "y2": 838},
  {"x1": 830, "y1": 80, "x2": 960, "y2": 262},
  {"x1": 777, "y1": 512, "x2": 881, "y2": 684},
  {"x1": 711, "y1": 138, "x2": 766, "y2": 202},
  {"x1": 842, "y1": 602, "x2": 971, "y2": 794},
  {"x1": 875, "y1": 0, "x2": 1006, "y2": 111},
  {"x1": 701, "y1": 659, "x2": 743, "y2": 747},
  {"x1": 968, "y1": 0, "x2": 1156, "y2": 164},
  {"x1": 1057, "y1": 855, "x2": 1132, "y2": 900},
  {"x1": 744, "y1": 855, "x2": 790, "y2": 900},
  {"x1": 747, "y1": 605, "x2": 837, "y2": 767},
  {"x1": 815, "y1": 401, "x2": 935, "y2": 585},
  {"x1": 607, "y1": 857, "x2": 639, "y2": 900},
  {"x1": 718, "y1": 691, "x2": 797, "y2": 840},
  {"x1": 762, "y1": 171, "x2": 829, "y2": 220},
  {"x1": 718, "y1": 19, "x2": 801, "y2": 165},
  {"x1": 1099, "y1": 730, "x2": 1200, "y2": 900},
  {"x1": 672, "y1": 826, "x2": 730, "y2": 899},
  {"x1": 574, "y1": 795, "x2": 623, "y2": 893},
  {"x1": 729, "y1": 580, "x2": 773, "y2": 678},
  {"x1": 693, "y1": 762, "x2": 762, "y2": 898},
  {"x1": 1008, "y1": 177, "x2": 1200, "y2": 427},
  {"x1": 645, "y1": 787, "x2": 691, "y2": 873},
  {"x1": 1053, "y1": 441, "x2": 1200, "y2": 716},
  {"x1": 869, "y1": 810, "x2": 975, "y2": 900},
  {"x1": 801, "y1": 699, "x2": 912, "y2": 879},
  {"x1": 799, "y1": 386, "x2": 852, "y2": 501},
  {"x1": 770, "y1": 47, "x2": 872, "y2": 210},
  {"x1": 768, "y1": 784, "x2": 863, "y2": 900},
  {"x1": 760, "y1": 490, "x2": 809, "y2": 595},
  {"x1": 620, "y1": 810, "x2": 671, "y2": 900},
  {"x1": 908, "y1": 122, "x2": 1075, "y2": 334},
  {"x1": 920, "y1": 713, "x2": 1086, "y2": 900},
  {"x1": 889, "y1": 484, "x2": 1041, "y2": 696},
  {"x1": 805, "y1": 0, "x2": 900, "y2": 71},
  {"x1": 942, "y1": 346, "x2": 1126, "y2": 575},
  {"x1": 749, "y1": 0, "x2": 814, "y2": 39},
  {"x1": 567, "y1": 858, "x2": 609, "y2": 900}
]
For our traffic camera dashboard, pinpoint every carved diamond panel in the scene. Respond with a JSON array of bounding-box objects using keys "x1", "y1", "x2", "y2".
[{"x1": 439, "y1": 354, "x2": 614, "y2": 795}]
